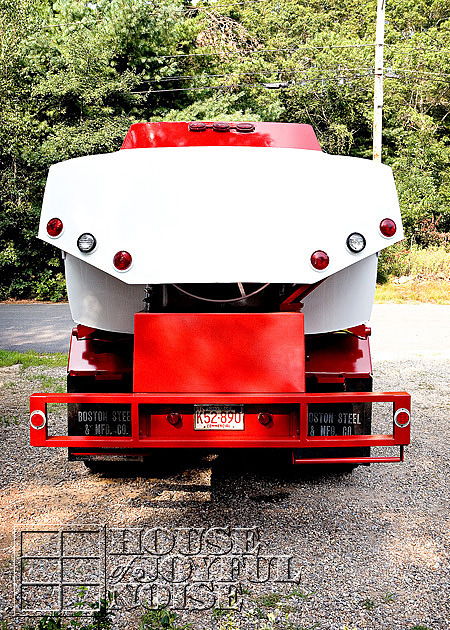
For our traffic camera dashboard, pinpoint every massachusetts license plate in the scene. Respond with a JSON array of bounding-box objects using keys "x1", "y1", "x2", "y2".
[{"x1": 194, "y1": 406, "x2": 244, "y2": 431}]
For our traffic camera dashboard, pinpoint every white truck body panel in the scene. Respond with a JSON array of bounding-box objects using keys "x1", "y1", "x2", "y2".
[
  {"x1": 40, "y1": 146, "x2": 402, "y2": 284},
  {"x1": 65, "y1": 252, "x2": 378, "y2": 335}
]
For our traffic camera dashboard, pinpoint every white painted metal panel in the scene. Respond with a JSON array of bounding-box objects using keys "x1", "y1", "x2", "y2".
[
  {"x1": 65, "y1": 253, "x2": 378, "y2": 335},
  {"x1": 40, "y1": 146, "x2": 403, "y2": 284},
  {"x1": 65, "y1": 254, "x2": 145, "y2": 333},
  {"x1": 301, "y1": 254, "x2": 378, "y2": 334}
]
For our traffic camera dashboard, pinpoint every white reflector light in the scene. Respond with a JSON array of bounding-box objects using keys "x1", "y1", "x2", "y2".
[
  {"x1": 77, "y1": 233, "x2": 97, "y2": 253},
  {"x1": 347, "y1": 232, "x2": 366, "y2": 253}
]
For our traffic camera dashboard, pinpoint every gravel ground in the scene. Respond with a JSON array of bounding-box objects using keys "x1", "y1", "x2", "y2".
[{"x1": 0, "y1": 358, "x2": 449, "y2": 630}]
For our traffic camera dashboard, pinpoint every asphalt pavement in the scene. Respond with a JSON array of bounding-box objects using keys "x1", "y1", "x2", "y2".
[
  {"x1": 0, "y1": 303, "x2": 75, "y2": 353},
  {"x1": 0, "y1": 302, "x2": 449, "y2": 359}
]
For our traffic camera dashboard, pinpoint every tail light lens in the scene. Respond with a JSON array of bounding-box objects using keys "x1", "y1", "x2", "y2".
[
  {"x1": 189, "y1": 122, "x2": 207, "y2": 132},
  {"x1": 167, "y1": 412, "x2": 182, "y2": 426},
  {"x1": 113, "y1": 251, "x2": 132, "y2": 271},
  {"x1": 46, "y1": 218, "x2": 63, "y2": 237},
  {"x1": 380, "y1": 218, "x2": 397, "y2": 237},
  {"x1": 394, "y1": 408, "x2": 411, "y2": 428},
  {"x1": 236, "y1": 122, "x2": 255, "y2": 133},
  {"x1": 311, "y1": 250, "x2": 329, "y2": 271},
  {"x1": 347, "y1": 232, "x2": 366, "y2": 253},
  {"x1": 77, "y1": 233, "x2": 96, "y2": 253},
  {"x1": 258, "y1": 412, "x2": 273, "y2": 426},
  {"x1": 213, "y1": 122, "x2": 230, "y2": 132}
]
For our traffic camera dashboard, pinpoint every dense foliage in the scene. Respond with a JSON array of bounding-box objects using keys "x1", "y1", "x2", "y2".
[{"x1": 1, "y1": 0, "x2": 449, "y2": 299}]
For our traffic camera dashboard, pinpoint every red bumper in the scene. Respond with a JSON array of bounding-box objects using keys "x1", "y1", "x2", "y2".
[
  {"x1": 30, "y1": 313, "x2": 411, "y2": 464},
  {"x1": 30, "y1": 391, "x2": 411, "y2": 463}
]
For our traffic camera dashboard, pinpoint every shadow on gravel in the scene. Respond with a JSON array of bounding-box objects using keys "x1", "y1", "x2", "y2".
[{"x1": 86, "y1": 449, "x2": 356, "y2": 507}]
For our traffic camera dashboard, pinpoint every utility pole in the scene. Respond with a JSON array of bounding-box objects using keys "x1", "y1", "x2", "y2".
[{"x1": 373, "y1": 0, "x2": 385, "y2": 162}]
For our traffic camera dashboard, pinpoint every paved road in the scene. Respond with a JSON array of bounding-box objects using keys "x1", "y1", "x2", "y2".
[
  {"x1": 0, "y1": 303, "x2": 74, "y2": 353},
  {"x1": 0, "y1": 302, "x2": 449, "y2": 359}
]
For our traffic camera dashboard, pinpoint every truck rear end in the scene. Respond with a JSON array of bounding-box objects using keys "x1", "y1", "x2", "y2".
[{"x1": 30, "y1": 121, "x2": 411, "y2": 468}]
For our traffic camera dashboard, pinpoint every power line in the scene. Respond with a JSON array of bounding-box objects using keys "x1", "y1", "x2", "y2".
[
  {"x1": 153, "y1": 43, "x2": 450, "y2": 60},
  {"x1": 131, "y1": 68, "x2": 450, "y2": 94},
  {"x1": 132, "y1": 63, "x2": 450, "y2": 88},
  {"x1": 142, "y1": 66, "x2": 373, "y2": 84},
  {"x1": 137, "y1": 72, "x2": 375, "y2": 94},
  {"x1": 154, "y1": 43, "x2": 376, "y2": 59}
]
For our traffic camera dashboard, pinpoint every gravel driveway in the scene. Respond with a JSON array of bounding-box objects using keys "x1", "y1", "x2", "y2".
[{"x1": 0, "y1": 312, "x2": 449, "y2": 629}]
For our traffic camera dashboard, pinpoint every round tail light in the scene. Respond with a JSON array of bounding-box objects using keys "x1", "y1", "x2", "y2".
[
  {"x1": 113, "y1": 251, "x2": 132, "y2": 271},
  {"x1": 347, "y1": 232, "x2": 366, "y2": 253},
  {"x1": 311, "y1": 250, "x2": 329, "y2": 271},
  {"x1": 46, "y1": 218, "x2": 63, "y2": 237},
  {"x1": 167, "y1": 412, "x2": 182, "y2": 426},
  {"x1": 394, "y1": 408, "x2": 411, "y2": 428},
  {"x1": 258, "y1": 412, "x2": 273, "y2": 426},
  {"x1": 380, "y1": 218, "x2": 397, "y2": 237},
  {"x1": 77, "y1": 233, "x2": 96, "y2": 253}
]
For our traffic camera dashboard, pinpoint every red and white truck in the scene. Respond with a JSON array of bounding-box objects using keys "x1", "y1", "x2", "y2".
[{"x1": 30, "y1": 121, "x2": 411, "y2": 468}]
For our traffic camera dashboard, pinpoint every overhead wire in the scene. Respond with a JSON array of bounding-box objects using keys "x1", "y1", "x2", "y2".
[
  {"x1": 140, "y1": 66, "x2": 374, "y2": 85},
  {"x1": 130, "y1": 67, "x2": 450, "y2": 95},
  {"x1": 33, "y1": 3, "x2": 450, "y2": 96},
  {"x1": 130, "y1": 62, "x2": 450, "y2": 90},
  {"x1": 137, "y1": 72, "x2": 376, "y2": 94},
  {"x1": 153, "y1": 43, "x2": 450, "y2": 60}
]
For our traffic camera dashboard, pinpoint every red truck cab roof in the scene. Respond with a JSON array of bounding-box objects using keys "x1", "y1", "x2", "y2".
[{"x1": 121, "y1": 121, "x2": 322, "y2": 150}]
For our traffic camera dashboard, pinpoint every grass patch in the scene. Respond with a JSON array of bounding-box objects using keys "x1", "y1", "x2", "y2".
[
  {"x1": 0, "y1": 415, "x2": 19, "y2": 427},
  {"x1": 375, "y1": 278, "x2": 450, "y2": 304},
  {"x1": 27, "y1": 374, "x2": 66, "y2": 393},
  {"x1": 256, "y1": 592, "x2": 283, "y2": 608},
  {"x1": 378, "y1": 243, "x2": 450, "y2": 282},
  {"x1": 0, "y1": 349, "x2": 68, "y2": 368}
]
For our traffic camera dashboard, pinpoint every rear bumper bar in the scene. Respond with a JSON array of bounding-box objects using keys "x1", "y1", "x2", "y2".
[{"x1": 30, "y1": 392, "x2": 411, "y2": 462}]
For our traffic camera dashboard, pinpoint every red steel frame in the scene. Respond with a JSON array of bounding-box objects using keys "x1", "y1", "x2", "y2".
[
  {"x1": 30, "y1": 312, "x2": 411, "y2": 464},
  {"x1": 121, "y1": 121, "x2": 322, "y2": 151},
  {"x1": 30, "y1": 391, "x2": 411, "y2": 463}
]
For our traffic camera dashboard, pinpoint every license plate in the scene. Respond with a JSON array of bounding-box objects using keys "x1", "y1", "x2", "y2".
[{"x1": 194, "y1": 406, "x2": 244, "y2": 431}]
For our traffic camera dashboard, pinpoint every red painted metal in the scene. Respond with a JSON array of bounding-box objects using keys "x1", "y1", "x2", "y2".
[
  {"x1": 133, "y1": 313, "x2": 305, "y2": 394},
  {"x1": 68, "y1": 329, "x2": 133, "y2": 377},
  {"x1": 30, "y1": 391, "x2": 411, "y2": 453},
  {"x1": 305, "y1": 332, "x2": 373, "y2": 379},
  {"x1": 74, "y1": 325, "x2": 97, "y2": 339},
  {"x1": 293, "y1": 452, "x2": 404, "y2": 465},
  {"x1": 121, "y1": 122, "x2": 322, "y2": 151}
]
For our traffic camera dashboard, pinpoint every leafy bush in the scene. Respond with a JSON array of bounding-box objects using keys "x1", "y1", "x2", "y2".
[
  {"x1": 34, "y1": 270, "x2": 67, "y2": 302},
  {"x1": 377, "y1": 242, "x2": 411, "y2": 283},
  {"x1": 377, "y1": 242, "x2": 450, "y2": 282}
]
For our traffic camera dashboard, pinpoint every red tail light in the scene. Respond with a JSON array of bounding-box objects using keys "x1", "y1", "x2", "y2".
[
  {"x1": 188, "y1": 122, "x2": 207, "y2": 132},
  {"x1": 258, "y1": 412, "x2": 273, "y2": 426},
  {"x1": 380, "y1": 218, "x2": 397, "y2": 237},
  {"x1": 236, "y1": 122, "x2": 255, "y2": 133},
  {"x1": 311, "y1": 250, "x2": 329, "y2": 271},
  {"x1": 394, "y1": 408, "x2": 411, "y2": 428},
  {"x1": 213, "y1": 122, "x2": 230, "y2": 132},
  {"x1": 46, "y1": 218, "x2": 63, "y2": 237},
  {"x1": 113, "y1": 251, "x2": 132, "y2": 271},
  {"x1": 167, "y1": 412, "x2": 182, "y2": 426}
]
